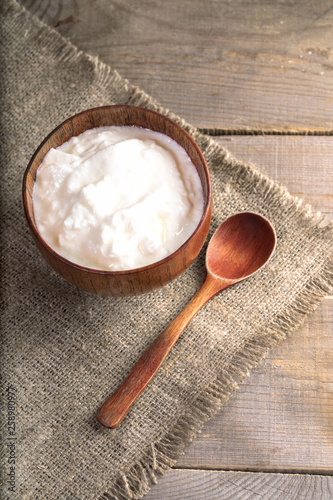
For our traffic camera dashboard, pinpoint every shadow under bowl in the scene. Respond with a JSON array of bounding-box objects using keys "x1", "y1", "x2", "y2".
[{"x1": 22, "y1": 105, "x2": 212, "y2": 296}]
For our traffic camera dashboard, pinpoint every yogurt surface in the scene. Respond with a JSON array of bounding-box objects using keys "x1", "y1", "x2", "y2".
[{"x1": 33, "y1": 126, "x2": 204, "y2": 271}]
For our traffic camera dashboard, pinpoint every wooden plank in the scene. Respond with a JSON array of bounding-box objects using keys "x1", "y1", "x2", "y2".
[
  {"x1": 214, "y1": 135, "x2": 333, "y2": 221},
  {"x1": 144, "y1": 469, "x2": 333, "y2": 500},
  {"x1": 175, "y1": 134, "x2": 333, "y2": 472},
  {"x1": 177, "y1": 298, "x2": 333, "y2": 472},
  {"x1": 20, "y1": 0, "x2": 333, "y2": 132},
  {"x1": 175, "y1": 136, "x2": 333, "y2": 474}
]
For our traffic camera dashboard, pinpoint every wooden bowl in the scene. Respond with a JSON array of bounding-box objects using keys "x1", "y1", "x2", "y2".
[{"x1": 22, "y1": 105, "x2": 212, "y2": 296}]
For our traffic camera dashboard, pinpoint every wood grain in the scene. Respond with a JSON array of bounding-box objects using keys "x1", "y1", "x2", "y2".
[
  {"x1": 175, "y1": 136, "x2": 333, "y2": 475},
  {"x1": 214, "y1": 135, "x2": 333, "y2": 221},
  {"x1": 166, "y1": 135, "x2": 333, "y2": 500},
  {"x1": 178, "y1": 298, "x2": 333, "y2": 472},
  {"x1": 143, "y1": 469, "x2": 333, "y2": 500},
  {"x1": 21, "y1": 0, "x2": 333, "y2": 132}
]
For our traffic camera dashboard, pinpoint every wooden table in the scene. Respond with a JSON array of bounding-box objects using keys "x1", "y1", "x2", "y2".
[{"x1": 21, "y1": 1, "x2": 333, "y2": 498}]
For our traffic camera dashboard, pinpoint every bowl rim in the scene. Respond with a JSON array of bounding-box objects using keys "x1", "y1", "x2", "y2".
[{"x1": 22, "y1": 104, "x2": 212, "y2": 276}]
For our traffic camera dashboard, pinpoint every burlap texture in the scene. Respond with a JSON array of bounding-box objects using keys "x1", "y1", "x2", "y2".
[{"x1": 1, "y1": 1, "x2": 333, "y2": 499}]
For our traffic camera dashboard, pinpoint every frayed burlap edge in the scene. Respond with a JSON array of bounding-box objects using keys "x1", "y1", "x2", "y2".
[
  {"x1": 5, "y1": 2, "x2": 333, "y2": 499},
  {"x1": 98, "y1": 258, "x2": 333, "y2": 500}
]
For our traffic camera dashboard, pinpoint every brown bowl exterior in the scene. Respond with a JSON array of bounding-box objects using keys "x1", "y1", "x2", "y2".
[{"x1": 23, "y1": 105, "x2": 212, "y2": 296}]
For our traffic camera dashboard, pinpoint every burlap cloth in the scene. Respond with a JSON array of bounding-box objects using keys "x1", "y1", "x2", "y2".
[{"x1": 1, "y1": 1, "x2": 333, "y2": 499}]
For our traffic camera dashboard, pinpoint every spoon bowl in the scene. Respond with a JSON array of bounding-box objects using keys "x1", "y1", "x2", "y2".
[
  {"x1": 207, "y1": 212, "x2": 276, "y2": 281},
  {"x1": 97, "y1": 212, "x2": 276, "y2": 428}
]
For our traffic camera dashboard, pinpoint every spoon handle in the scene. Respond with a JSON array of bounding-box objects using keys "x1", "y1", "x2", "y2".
[{"x1": 96, "y1": 273, "x2": 226, "y2": 428}]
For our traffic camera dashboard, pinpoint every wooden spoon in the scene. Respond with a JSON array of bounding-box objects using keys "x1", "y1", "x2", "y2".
[{"x1": 96, "y1": 212, "x2": 276, "y2": 428}]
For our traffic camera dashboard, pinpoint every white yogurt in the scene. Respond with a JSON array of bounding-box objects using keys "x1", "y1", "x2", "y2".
[{"x1": 33, "y1": 126, "x2": 204, "y2": 271}]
